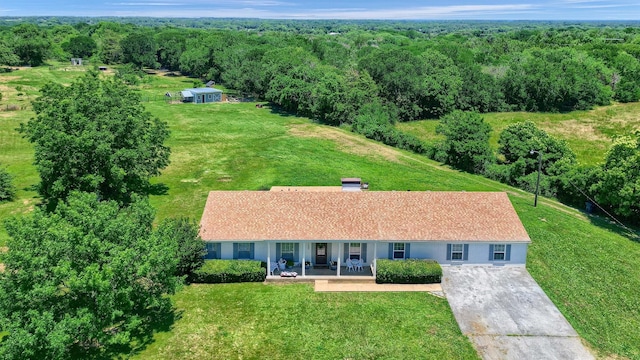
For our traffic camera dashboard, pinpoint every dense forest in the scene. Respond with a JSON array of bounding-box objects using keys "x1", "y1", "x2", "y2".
[{"x1": 1, "y1": 19, "x2": 639, "y2": 221}]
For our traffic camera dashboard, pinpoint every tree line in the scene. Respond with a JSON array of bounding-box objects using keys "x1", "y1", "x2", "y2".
[
  {"x1": 1, "y1": 21, "x2": 639, "y2": 219},
  {"x1": 0, "y1": 72, "x2": 207, "y2": 359}
]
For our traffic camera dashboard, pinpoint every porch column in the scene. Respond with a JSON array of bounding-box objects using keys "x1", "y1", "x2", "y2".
[
  {"x1": 301, "y1": 242, "x2": 306, "y2": 277},
  {"x1": 373, "y1": 242, "x2": 378, "y2": 277},
  {"x1": 267, "y1": 241, "x2": 272, "y2": 277},
  {"x1": 337, "y1": 242, "x2": 341, "y2": 277}
]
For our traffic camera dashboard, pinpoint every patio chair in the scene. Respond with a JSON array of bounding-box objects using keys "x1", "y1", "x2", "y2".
[
  {"x1": 355, "y1": 259, "x2": 363, "y2": 272},
  {"x1": 270, "y1": 262, "x2": 279, "y2": 275},
  {"x1": 346, "y1": 258, "x2": 355, "y2": 272}
]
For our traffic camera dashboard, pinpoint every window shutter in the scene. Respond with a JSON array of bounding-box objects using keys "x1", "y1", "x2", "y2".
[
  {"x1": 489, "y1": 244, "x2": 494, "y2": 261},
  {"x1": 446, "y1": 244, "x2": 452, "y2": 260},
  {"x1": 215, "y1": 243, "x2": 221, "y2": 259},
  {"x1": 327, "y1": 243, "x2": 332, "y2": 261},
  {"x1": 506, "y1": 244, "x2": 511, "y2": 261},
  {"x1": 276, "y1": 243, "x2": 281, "y2": 259},
  {"x1": 362, "y1": 243, "x2": 367, "y2": 262},
  {"x1": 344, "y1": 243, "x2": 349, "y2": 262},
  {"x1": 405, "y1": 243, "x2": 411, "y2": 259},
  {"x1": 233, "y1": 243, "x2": 239, "y2": 260},
  {"x1": 294, "y1": 243, "x2": 300, "y2": 261},
  {"x1": 388, "y1": 243, "x2": 393, "y2": 259},
  {"x1": 463, "y1": 244, "x2": 469, "y2": 261},
  {"x1": 249, "y1": 243, "x2": 255, "y2": 259}
]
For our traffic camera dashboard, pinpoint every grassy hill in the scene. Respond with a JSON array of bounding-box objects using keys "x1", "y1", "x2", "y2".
[
  {"x1": 1, "y1": 66, "x2": 639, "y2": 359},
  {"x1": 397, "y1": 103, "x2": 640, "y2": 166}
]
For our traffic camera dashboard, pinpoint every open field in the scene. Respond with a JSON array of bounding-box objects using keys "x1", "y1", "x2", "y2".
[
  {"x1": 1, "y1": 66, "x2": 639, "y2": 359},
  {"x1": 397, "y1": 103, "x2": 640, "y2": 166}
]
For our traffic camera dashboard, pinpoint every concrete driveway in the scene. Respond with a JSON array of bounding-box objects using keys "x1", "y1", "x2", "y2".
[{"x1": 442, "y1": 266, "x2": 594, "y2": 360}]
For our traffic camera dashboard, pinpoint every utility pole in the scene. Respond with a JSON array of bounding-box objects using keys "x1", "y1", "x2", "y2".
[{"x1": 530, "y1": 150, "x2": 542, "y2": 207}]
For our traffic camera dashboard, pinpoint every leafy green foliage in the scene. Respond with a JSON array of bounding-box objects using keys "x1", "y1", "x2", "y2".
[
  {"x1": 435, "y1": 111, "x2": 494, "y2": 173},
  {"x1": 120, "y1": 31, "x2": 158, "y2": 68},
  {"x1": 192, "y1": 260, "x2": 266, "y2": 283},
  {"x1": 9, "y1": 24, "x2": 50, "y2": 66},
  {"x1": 156, "y1": 217, "x2": 206, "y2": 280},
  {"x1": 488, "y1": 121, "x2": 576, "y2": 197},
  {"x1": 502, "y1": 49, "x2": 612, "y2": 112},
  {"x1": 592, "y1": 136, "x2": 640, "y2": 218},
  {"x1": 352, "y1": 102, "x2": 426, "y2": 154},
  {"x1": 0, "y1": 192, "x2": 178, "y2": 359},
  {"x1": 22, "y1": 71, "x2": 170, "y2": 209},
  {"x1": 61, "y1": 35, "x2": 97, "y2": 58},
  {"x1": 376, "y1": 259, "x2": 442, "y2": 284},
  {"x1": 0, "y1": 40, "x2": 20, "y2": 67},
  {"x1": 0, "y1": 166, "x2": 15, "y2": 202}
]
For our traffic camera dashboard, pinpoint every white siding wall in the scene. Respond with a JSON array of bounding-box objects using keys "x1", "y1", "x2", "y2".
[{"x1": 219, "y1": 241, "x2": 528, "y2": 265}]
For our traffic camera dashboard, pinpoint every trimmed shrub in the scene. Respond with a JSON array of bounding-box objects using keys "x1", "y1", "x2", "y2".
[
  {"x1": 192, "y1": 260, "x2": 266, "y2": 284},
  {"x1": 376, "y1": 259, "x2": 442, "y2": 284}
]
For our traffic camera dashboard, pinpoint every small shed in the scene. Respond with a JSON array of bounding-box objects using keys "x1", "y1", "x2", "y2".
[
  {"x1": 181, "y1": 88, "x2": 223, "y2": 104},
  {"x1": 205, "y1": 80, "x2": 215, "y2": 87}
]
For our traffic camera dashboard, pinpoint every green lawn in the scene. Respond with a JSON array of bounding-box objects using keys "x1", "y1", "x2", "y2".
[
  {"x1": 1, "y1": 67, "x2": 640, "y2": 359},
  {"x1": 397, "y1": 102, "x2": 640, "y2": 166},
  {"x1": 131, "y1": 283, "x2": 478, "y2": 360}
]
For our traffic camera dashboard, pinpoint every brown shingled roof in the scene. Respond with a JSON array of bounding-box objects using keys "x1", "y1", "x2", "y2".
[{"x1": 199, "y1": 191, "x2": 531, "y2": 243}]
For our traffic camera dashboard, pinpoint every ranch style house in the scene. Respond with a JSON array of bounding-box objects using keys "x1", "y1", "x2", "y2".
[{"x1": 198, "y1": 187, "x2": 531, "y2": 278}]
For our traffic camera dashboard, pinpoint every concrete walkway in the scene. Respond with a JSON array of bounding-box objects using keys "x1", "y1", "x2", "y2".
[
  {"x1": 442, "y1": 266, "x2": 594, "y2": 360},
  {"x1": 314, "y1": 280, "x2": 443, "y2": 296}
]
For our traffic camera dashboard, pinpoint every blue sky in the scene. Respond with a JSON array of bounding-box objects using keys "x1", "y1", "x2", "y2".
[{"x1": 1, "y1": 0, "x2": 639, "y2": 20}]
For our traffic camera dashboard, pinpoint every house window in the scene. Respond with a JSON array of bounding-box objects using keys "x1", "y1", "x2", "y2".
[
  {"x1": 393, "y1": 243, "x2": 405, "y2": 259},
  {"x1": 238, "y1": 243, "x2": 251, "y2": 259},
  {"x1": 349, "y1": 243, "x2": 361, "y2": 260},
  {"x1": 281, "y1": 243, "x2": 294, "y2": 261},
  {"x1": 451, "y1": 244, "x2": 464, "y2": 260},
  {"x1": 204, "y1": 242, "x2": 219, "y2": 259},
  {"x1": 493, "y1": 244, "x2": 506, "y2": 260}
]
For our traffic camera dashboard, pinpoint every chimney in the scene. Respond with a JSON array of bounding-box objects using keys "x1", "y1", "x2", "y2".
[{"x1": 341, "y1": 178, "x2": 362, "y2": 192}]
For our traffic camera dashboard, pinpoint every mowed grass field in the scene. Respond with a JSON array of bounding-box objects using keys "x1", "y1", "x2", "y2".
[
  {"x1": 397, "y1": 103, "x2": 640, "y2": 166},
  {"x1": 132, "y1": 283, "x2": 477, "y2": 360},
  {"x1": 1, "y1": 66, "x2": 640, "y2": 359}
]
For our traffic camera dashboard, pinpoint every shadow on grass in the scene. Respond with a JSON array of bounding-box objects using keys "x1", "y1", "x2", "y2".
[
  {"x1": 145, "y1": 183, "x2": 170, "y2": 196},
  {"x1": 587, "y1": 211, "x2": 640, "y2": 243},
  {"x1": 73, "y1": 300, "x2": 183, "y2": 360},
  {"x1": 267, "y1": 104, "x2": 298, "y2": 118}
]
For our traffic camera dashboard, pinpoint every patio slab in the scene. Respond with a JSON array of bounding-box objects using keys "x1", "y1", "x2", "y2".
[{"x1": 314, "y1": 280, "x2": 443, "y2": 296}]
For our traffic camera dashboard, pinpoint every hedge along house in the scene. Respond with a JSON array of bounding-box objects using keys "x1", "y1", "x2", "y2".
[
  {"x1": 181, "y1": 87, "x2": 223, "y2": 104},
  {"x1": 198, "y1": 191, "x2": 531, "y2": 278}
]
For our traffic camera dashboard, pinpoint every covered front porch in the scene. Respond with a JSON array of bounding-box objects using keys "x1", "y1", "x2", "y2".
[{"x1": 265, "y1": 241, "x2": 378, "y2": 279}]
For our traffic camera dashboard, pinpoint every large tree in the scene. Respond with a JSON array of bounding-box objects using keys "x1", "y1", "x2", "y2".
[
  {"x1": 0, "y1": 192, "x2": 178, "y2": 359},
  {"x1": 61, "y1": 35, "x2": 97, "y2": 58},
  {"x1": 490, "y1": 121, "x2": 576, "y2": 196},
  {"x1": 592, "y1": 136, "x2": 640, "y2": 218},
  {"x1": 121, "y1": 31, "x2": 158, "y2": 68},
  {"x1": 21, "y1": 71, "x2": 170, "y2": 209},
  {"x1": 10, "y1": 23, "x2": 51, "y2": 66},
  {"x1": 435, "y1": 111, "x2": 494, "y2": 174}
]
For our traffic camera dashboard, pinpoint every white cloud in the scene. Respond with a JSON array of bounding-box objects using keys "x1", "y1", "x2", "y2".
[{"x1": 105, "y1": 4, "x2": 538, "y2": 19}]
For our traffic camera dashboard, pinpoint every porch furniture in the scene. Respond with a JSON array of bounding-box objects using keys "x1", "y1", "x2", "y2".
[
  {"x1": 270, "y1": 262, "x2": 280, "y2": 275},
  {"x1": 278, "y1": 258, "x2": 287, "y2": 271},
  {"x1": 280, "y1": 271, "x2": 297, "y2": 278},
  {"x1": 354, "y1": 259, "x2": 363, "y2": 272},
  {"x1": 346, "y1": 258, "x2": 355, "y2": 272}
]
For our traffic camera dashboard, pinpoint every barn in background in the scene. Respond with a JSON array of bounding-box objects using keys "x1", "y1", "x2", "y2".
[{"x1": 181, "y1": 87, "x2": 223, "y2": 103}]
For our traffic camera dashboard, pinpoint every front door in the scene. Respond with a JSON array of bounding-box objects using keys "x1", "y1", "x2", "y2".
[{"x1": 315, "y1": 243, "x2": 327, "y2": 265}]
